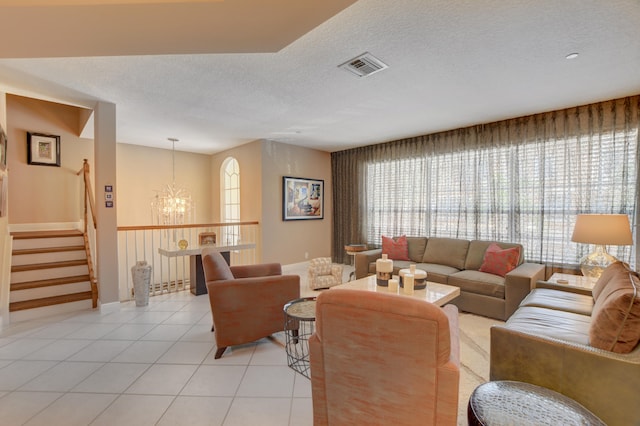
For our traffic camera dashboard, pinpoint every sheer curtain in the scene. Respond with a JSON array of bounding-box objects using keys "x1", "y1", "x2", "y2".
[{"x1": 332, "y1": 96, "x2": 639, "y2": 268}]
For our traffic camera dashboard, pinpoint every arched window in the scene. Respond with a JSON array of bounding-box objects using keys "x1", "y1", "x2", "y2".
[{"x1": 221, "y1": 157, "x2": 240, "y2": 245}]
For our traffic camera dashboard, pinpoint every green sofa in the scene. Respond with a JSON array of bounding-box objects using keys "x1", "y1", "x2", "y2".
[{"x1": 354, "y1": 237, "x2": 545, "y2": 320}]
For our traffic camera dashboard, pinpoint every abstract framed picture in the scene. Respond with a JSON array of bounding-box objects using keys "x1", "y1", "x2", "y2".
[
  {"x1": 283, "y1": 176, "x2": 324, "y2": 221},
  {"x1": 27, "y1": 132, "x2": 61, "y2": 167}
]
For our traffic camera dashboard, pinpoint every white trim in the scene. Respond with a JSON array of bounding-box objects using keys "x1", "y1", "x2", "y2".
[
  {"x1": 99, "y1": 301, "x2": 120, "y2": 315},
  {"x1": 0, "y1": 234, "x2": 11, "y2": 327},
  {"x1": 9, "y1": 222, "x2": 82, "y2": 232}
]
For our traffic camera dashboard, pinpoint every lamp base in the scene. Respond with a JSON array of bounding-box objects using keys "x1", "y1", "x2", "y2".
[{"x1": 579, "y1": 245, "x2": 617, "y2": 279}]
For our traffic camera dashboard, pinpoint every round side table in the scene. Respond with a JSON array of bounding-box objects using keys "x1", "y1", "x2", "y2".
[
  {"x1": 283, "y1": 297, "x2": 317, "y2": 379},
  {"x1": 344, "y1": 244, "x2": 367, "y2": 281},
  {"x1": 468, "y1": 381, "x2": 606, "y2": 426}
]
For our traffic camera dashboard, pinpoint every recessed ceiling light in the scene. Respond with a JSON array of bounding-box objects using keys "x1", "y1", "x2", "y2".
[{"x1": 565, "y1": 52, "x2": 579, "y2": 60}]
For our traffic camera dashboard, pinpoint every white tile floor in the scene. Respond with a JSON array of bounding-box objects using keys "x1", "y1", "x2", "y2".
[{"x1": 0, "y1": 290, "x2": 313, "y2": 426}]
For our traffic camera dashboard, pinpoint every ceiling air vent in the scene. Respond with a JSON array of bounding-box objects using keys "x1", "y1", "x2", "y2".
[{"x1": 338, "y1": 52, "x2": 388, "y2": 77}]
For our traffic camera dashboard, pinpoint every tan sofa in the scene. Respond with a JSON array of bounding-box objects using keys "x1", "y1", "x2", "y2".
[
  {"x1": 354, "y1": 237, "x2": 544, "y2": 320},
  {"x1": 490, "y1": 262, "x2": 640, "y2": 426}
]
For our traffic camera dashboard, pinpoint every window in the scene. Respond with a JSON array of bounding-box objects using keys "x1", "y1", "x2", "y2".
[
  {"x1": 364, "y1": 128, "x2": 637, "y2": 267},
  {"x1": 221, "y1": 157, "x2": 240, "y2": 246}
]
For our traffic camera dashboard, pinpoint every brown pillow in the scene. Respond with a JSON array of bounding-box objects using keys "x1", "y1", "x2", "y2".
[
  {"x1": 592, "y1": 261, "x2": 635, "y2": 301},
  {"x1": 202, "y1": 249, "x2": 234, "y2": 281},
  {"x1": 589, "y1": 270, "x2": 640, "y2": 353}
]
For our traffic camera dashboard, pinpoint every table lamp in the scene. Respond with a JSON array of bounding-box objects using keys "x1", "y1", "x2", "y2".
[{"x1": 571, "y1": 214, "x2": 633, "y2": 278}]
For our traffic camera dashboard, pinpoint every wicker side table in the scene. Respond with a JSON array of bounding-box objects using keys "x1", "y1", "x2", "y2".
[
  {"x1": 284, "y1": 297, "x2": 317, "y2": 379},
  {"x1": 468, "y1": 381, "x2": 606, "y2": 426},
  {"x1": 345, "y1": 244, "x2": 367, "y2": 281}
]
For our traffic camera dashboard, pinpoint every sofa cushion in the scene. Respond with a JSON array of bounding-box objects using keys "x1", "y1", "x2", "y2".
[
  {"x1": 465, "y1": 240, "x2": 524, "y2": 271},
  {"x1": 506, "y1": 306, "x2": 591, "y2": 346},
  {"x1": 422, "y1": 237, "x2": 469, "y2": 270},
  {"x1": 520, "y1": 288, "x2": 594, "y2": 316},
  {"x1": 479, "y1": 243, "x2": 521, "y2": 277},
  {"x1": 382, "y1": 235, "x2": 411, "y2": 261},
  {"x1": 448, "y1": 270, "x2": 505, "y2": 299},
  {"x1": 590, "y1": 269, "x2": 640, "y2": 353},
  {"x1": 406, "y1": 237, "x2": 428, "y2": 263},
  {"x1": 415, "y1": 263, "x2": 458, "y2": 284}
]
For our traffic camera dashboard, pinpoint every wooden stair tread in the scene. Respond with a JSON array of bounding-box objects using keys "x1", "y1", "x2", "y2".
[
  {"x1": 12, "y1": 245, "x2": 86, "y2": 256},
  {"x1": 11, "y1": 230, "x2": 83, "y2": 239},
  {"x1": 11, "y1": 259, "x2": 88, "y2": 273},
  {"x1": 9, "y1": 291, "x2": 93, "y2": 312},
  {"x1": 10, "y1": 275, "x2": 91, "y2": 291}
]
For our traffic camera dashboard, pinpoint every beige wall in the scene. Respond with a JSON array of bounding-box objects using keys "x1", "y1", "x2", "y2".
[
  {"x1": 211, "y1": 139, "x2": 332, "y2": 264},
  {"x1": 117, "y1": 143, "x2": 212, "y2": 226},
  {"x1": 261, "y1": 140, "x2": 332, "y2": 264},
  {"x1": 7, "y1": 95, "x2": 93, "y2": 224}
]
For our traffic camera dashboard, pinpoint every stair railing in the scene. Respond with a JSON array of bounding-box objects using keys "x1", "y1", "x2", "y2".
[{"x1": 77, "y1": 159, "x2": 98, "y2": 308}]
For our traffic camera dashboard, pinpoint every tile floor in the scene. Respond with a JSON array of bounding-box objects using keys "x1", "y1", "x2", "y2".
[
  {"x1": 0, "y1": 287, "x2": 313, "y2": 425},
  {"x1": 0, "y1": 262, "x2": 493, "y2": 425}
]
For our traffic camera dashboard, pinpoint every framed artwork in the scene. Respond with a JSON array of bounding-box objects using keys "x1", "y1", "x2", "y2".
[
  {"x1": 27, "y1": 132, "x2": 61, "y2": 167},
  {"x1": 283, "y1": 176, "x2": 324, "y2": 221},
  {"x1": 199, "y1": 232, "x2": 217, "y2": 246},
  {"x1": 0, "y1": 126, "x2": 6, "y2": 172}
]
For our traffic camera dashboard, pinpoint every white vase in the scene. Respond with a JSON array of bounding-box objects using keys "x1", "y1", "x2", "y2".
[
  {"x1": 376, "y1": 254, "x2": 393, "y2": 287},
  {"x1": 131, "y1": 260, "x2": 152, "y2": 307}
]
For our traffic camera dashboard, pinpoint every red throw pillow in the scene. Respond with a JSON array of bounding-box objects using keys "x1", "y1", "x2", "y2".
[
  {"x1": 381, "y1": 235, "x2": 410, "y2": 261},
  {"x1": 479, "y1": 243, "x2": 520, "y2": 277}
]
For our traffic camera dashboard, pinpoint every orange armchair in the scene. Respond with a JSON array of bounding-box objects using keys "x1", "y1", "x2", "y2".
[
  {"x1": 202, "y1": 248, "x2": 300, "y2": 359},
  {"x1": 310, "y1": 289, "x2": 460, "y2": 425}
]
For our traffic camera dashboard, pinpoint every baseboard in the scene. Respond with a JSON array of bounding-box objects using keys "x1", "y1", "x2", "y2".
[{"x1": 99, "y1": 300, "x2": 120, "y2": 315}]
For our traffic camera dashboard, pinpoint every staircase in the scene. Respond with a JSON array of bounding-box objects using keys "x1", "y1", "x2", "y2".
[{"x1": 9, "y1": 230, "x2": 96, "y2": 322}]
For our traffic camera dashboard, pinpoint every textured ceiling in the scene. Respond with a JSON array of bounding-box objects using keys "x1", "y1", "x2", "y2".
[{"x1": 1, "y1": 0, "x2": 639, "y2": 154}]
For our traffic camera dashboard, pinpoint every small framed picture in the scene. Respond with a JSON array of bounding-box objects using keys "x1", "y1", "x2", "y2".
[
  {"x1": 27, "y1": 132, "x2": 61, "y2": 167},
  {"x1": 199, "y1": 232, "x2": 217, "y2": 246},
  {"x1": 105, "y1": 185, "x2": 113, "y2": 192}
]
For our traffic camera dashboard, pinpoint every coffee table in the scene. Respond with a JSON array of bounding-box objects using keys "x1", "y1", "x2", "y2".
[
  {"x1": 468, "y1": 381, "x2": 606, "y2": 425},
  {"x1": 331, "y1": 275, "x2": 460, "y2": 306}
]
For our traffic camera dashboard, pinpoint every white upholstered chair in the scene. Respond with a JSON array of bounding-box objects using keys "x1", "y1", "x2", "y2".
[{"x1": 308, "y1": 257, "x2": 343, "y2": 290}]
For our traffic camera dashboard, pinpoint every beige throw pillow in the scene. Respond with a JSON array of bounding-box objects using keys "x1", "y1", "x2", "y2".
[{"x1": 589, "y1": 268, "x2": 640, "y2": 353}]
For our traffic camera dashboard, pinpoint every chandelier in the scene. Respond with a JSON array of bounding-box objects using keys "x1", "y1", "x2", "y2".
[{"x1": 152, "y1": 138, "x2": 195, "y2": 226}]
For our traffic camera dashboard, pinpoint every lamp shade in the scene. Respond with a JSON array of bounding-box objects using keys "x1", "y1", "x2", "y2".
[{"x1": 571, "y1": 214, "x2": 632, "y2": 246}]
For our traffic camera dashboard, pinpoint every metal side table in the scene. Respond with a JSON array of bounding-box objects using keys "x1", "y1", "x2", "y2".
[{"x1": 284, "y1": 297, "x2": 317, "y2": 379}]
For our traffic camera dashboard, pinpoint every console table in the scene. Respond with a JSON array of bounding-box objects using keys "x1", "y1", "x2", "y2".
[{"x1": 158, "y1": 243, "x2": 256, "y2": 295}]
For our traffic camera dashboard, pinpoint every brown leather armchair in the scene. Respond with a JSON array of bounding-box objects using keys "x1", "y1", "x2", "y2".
[
  {"x1": 310, "y1": 289, "x2": 460, "y2": 425},
  {"x1": 202, "y1": 248, "x2": 300, "y2": 359}
]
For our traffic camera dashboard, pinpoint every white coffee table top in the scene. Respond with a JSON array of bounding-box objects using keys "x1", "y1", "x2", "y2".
[{"x1": 331, "y1": 275, "x2": 460, "y2": 307}]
